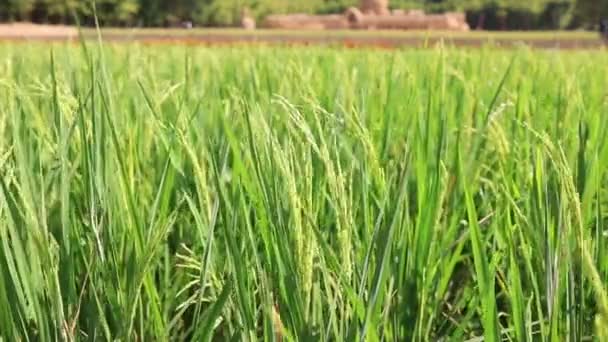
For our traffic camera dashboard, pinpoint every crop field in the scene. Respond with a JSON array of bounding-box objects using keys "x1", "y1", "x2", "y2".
[{"x1": 0, "y1": 42, "x2": 607, "y2": 341}]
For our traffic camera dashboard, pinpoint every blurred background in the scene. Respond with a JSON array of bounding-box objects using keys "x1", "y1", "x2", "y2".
[{"x1": 0, "y1": 0, "x2": 605, "y2": 31}]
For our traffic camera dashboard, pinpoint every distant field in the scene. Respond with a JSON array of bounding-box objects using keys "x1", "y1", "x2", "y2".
[
  {"x1": 90, "y1": 28, "x2": 603, "y2": 48},
  {"x1": 0, "y1": 25, "x2": 602, "y2": 48},
  {"x1": 92, "y1": 28, "x2": 599, "y2": 40},
  {"x1": 0, "y1": 43, "x2": 608, "y2": 340}
]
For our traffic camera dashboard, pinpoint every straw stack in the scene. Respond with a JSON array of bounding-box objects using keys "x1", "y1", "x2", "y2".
[
  {"x1": 359, "y1": 0, "x2": 390, "y2": 15},
  {"x1": 264, "y1": 14, "x2": 349, "y2": 30}
]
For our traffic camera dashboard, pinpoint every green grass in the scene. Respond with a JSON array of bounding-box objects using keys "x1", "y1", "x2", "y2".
[{"x1": 0, "y1": 41, "x2": 607, "y2": 341}]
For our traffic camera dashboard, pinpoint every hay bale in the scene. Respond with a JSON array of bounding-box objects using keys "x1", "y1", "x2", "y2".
[
  {"x1": 391, "y1": 9, "x2": 424, "y2": 17},
  {"x1": 406, "y1": 9, "x2": 425, "y2": 16},
  {"x1": 446, "y1": 12, "x2": 466, "y2": 22},
  {"x1": 359, "y1": 0, "x2": 389, "y2": 15},
  {"x1": 241, "y1": 9, "x2": 256, "y2": 30},
  {"x1": 261, "y1": 5, "x2": 469, "y2": 32},
  {"x1": 425, "y1": 14, "x2": 470, "y2": 31},
  {"x1": 345, "y1": 7, "x2": 364, "y2": 27},
  {"x1": 353, "y1": 11, "x2": 469, "y2": 31},
  {"x1": 355, "y1": 15, "x2": 427, "y2": 30},
  {"x1": 241, "y1": 17, "x2": 256, "y2": 30},
  {"x1": 264, "y1": 14, "x2": 322, "y2": 30},
  {"x1": 437, "y1": 12, "x2": 470, "y2": 31},
  {"x1": 319, "y1": 15, "x2": 350, "y2": 29},
  {"x1": 263, "y1": 14, "x2": 348, "y2": 30}
]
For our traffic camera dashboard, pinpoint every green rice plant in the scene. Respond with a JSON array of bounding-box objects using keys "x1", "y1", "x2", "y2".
[{"x1": 0, "y1": 41, "x2": 607, "y2": 341}]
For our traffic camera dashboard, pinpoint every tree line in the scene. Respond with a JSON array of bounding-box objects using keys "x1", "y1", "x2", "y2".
[{"x1": 0, "y1": 0, "x2": 605, "y2": 30}]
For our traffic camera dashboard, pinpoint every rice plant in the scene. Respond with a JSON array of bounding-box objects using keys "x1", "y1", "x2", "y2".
[{"x1": 0, "y1": 42, "x2": 607, "y2": 341}]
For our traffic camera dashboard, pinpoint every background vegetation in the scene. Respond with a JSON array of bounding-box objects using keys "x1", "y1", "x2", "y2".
[
  {"x1": 0, "y1": 0, "x2": 605, "y2": 30},
  {"x1": 1, "y1": 43, "x2": 608, "y2": 340}
]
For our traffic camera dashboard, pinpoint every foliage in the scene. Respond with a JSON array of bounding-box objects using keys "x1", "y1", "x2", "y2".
[
  {"x1": 0, "y1": 42, "x2": 607, "y2": 341},
  {"x1": 0, "y1": 0, "x2": 35, "y2": 21},
  {"x1": 570, "y1": 0, "x2": 608, "y2": 28}
]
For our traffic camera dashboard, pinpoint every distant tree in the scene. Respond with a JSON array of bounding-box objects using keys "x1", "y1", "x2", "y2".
[
  {"x1": 1, "y1": 0, "x2": 36, "y2": 21},
  {"x1": 137, "y1": 0, "x2": 165, "y2": 26},
  {"x1": 37, "y1": 0, "x2": 92, "y2": 24},
  {"x1": 194, "y1": 0, "x2": 240, "y2": 26},
  {"x1": 317, "y1": 0, "x2": 358, "y2": 14},
  {"x1": 570, "y1": 0, "x2": 608, "y2": 28},
  {"x1": 113, "y1": 0, "x2": 139, "y2": 24},
  {"x1": 439, "y1": 0, "x2": 559, "y2": 29},
  {"x1": 84, "y1": 0, "x2": 138, "y2": 25}
]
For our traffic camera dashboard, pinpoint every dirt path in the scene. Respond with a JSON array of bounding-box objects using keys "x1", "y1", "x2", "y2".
[{"x1": 0, "y1": 23, "x2": 77, "y2": 39}]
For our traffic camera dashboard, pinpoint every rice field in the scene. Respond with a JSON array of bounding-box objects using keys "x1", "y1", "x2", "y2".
[{"x1": 0, "y1": 42, "x2": 607, "y2": 341}]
